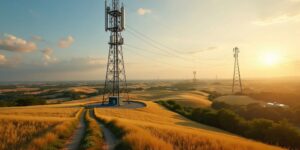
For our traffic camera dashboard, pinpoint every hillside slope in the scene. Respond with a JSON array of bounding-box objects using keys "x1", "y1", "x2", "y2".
[{"x1": 95, "y1": 101, "x2": 283, "y2": 150}]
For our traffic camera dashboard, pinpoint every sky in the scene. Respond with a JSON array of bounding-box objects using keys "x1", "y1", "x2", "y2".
[{"x1": 0, "y1": 0, "x2": 300, "y2": 81}]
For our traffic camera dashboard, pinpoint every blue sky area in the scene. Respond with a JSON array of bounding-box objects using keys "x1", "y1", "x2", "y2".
[{"x1": 0, "y1": 0, "x2": 299, "y2": 81}]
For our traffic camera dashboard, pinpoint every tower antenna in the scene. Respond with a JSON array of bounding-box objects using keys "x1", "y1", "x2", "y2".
[
  {"x1": 232, "y1": 47, "x2": 243, "y2": 94},
  {"x1": 103, "y1": 0, "x2": 129, "y2": 106},
  {"x1": 193, "y1": 71, "x2": 197, "y2": 83}
]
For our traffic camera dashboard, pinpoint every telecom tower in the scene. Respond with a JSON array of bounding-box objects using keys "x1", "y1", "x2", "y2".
[
  {"x1": 103, "y1": 0, "x2": 129, "y2": 105},
  {"x1": 193, "y1": 71, "x2": 197, "y2": 82},
  {"x1": 232, "y1": 47, "x2": 243, "y2": 94}
]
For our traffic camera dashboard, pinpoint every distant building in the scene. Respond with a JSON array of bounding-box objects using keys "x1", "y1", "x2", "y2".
[{"x1": 265, "y1": 102, "x2": 289, "y2": 108}]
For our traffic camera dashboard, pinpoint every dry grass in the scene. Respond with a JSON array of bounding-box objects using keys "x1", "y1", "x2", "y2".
[
  {"x1": 69, "y1": 86, "x2": 97, "y2": 94},
  {"x1": 0, "y1": 106, "x2": 83, "y2": 150},
  {"x1": 28, "y1": 107, "x2": 83, "y2": 150},
  {"x1": 81, "y1": 109, "x2": 104, "y2": 150},
  {"x1": 95, "y1": 101, "x2": 283, "y2": 150},
  {"x1": 175, "y1": 93, "x2": 212, "y2": 108},
  {"x1": 0, "y1": 117, "x2": 59, "y2": 150},
  {"x1": 131, "y1": 90, "x2": 212, "y2": 108},
  {"x1": 0, "y1": 107, "x2": 80, "y2": 118}
]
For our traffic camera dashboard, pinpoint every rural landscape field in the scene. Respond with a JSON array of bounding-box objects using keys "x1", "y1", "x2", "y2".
[
  {"x1": 0, "y1": 80, "x2": 300, "y2": 149},
  {"x1": 1, "y1": 0, "x2": 300, "y2": 150}
]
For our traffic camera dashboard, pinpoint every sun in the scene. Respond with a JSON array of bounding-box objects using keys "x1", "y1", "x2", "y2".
[{"x1": 261, "y1": 52, "x2": 281, "y2": 66}]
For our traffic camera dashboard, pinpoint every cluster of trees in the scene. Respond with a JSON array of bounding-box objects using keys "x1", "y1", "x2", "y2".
[
  {"x1": 212, "y1": 101, "x2": 300, "y2": 126},
  {"x1": 201, "y1": 90, "x2": 223, "y2": 101},
  {"x1": 0, "y1": 96, "x2": 46, "y2": 107},
  {"x1": 157, "y1": 100, "x2": 300, "y2": 149}
]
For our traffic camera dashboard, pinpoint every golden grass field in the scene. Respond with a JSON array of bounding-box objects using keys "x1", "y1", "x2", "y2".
[
  {"x1": 0, "y1": 107, "x2": 80, "y2": 117},
  {"x1": 0, "y1": 104, "x2": 83, "y2": 150},
  {"x1": 1, "y1": 80, "x2": 297, "y2": 150},
  {"x1": 95, "y1": 100, "x2": 283, "y2": 150},
  {"x1": 132, "y1": 90, "x2": 212, "y2": 108}
]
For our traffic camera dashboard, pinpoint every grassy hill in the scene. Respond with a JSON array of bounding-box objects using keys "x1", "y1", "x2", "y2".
[
  {"x1": 214, "y1": 95, "x2": 264, "y2": 106},
  {"x1": 95, "y1": 100, "x2": 282, "y2": 150},
  {"x1": 132, "y1": 90, "x2": 212, "y2": 108}
]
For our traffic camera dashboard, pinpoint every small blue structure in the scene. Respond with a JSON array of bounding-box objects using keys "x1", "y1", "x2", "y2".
[{"x1": 109, "y1": 96, "x2": 119, "y2": 106}]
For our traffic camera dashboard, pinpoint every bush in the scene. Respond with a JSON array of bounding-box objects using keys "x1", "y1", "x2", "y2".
[
  {"x1": 15, "y1": 97, "x2": 46, "y2": 106},
  {"x1": 190, "y1": 108, "x2": 219, "y2": 126},
  {"x1": 211, "y1": 101, "x2": 231, "y2": 110},
  {"x1": 166, "y1": 100, "x2": 175, "y2": 106},
  {"x1": 265, "y1": 121, "x2": 300, "y2": 149},
  {"x1": 217, "y1": 109, "x2": 244, "y2": 133},
  {"x1": 245, "y1": 119, "x2": 274, "y2": 141}
]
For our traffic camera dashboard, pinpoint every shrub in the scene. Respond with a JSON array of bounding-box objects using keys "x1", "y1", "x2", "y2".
[
  {"x1": 265, "y1": 121, "x2": 300, "y2": 149},
  {"x1": 166, "y1": 100, "x2": 175, "y2": 106},
  {"x1": 245, "y1": 119, "x2": 274, "y2": 141},
  {"x1": 211, "y1": 101, "x2": 231, "y2": 110},
  {"x1": 217, "y1": 109, "x2": 244, "y2": 133}
]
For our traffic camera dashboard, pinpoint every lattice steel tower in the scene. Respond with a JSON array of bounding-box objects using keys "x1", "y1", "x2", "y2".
[
  {"x1": 103, "y1": 0, "x2": 129, "y2": 105},
  {"x1": 193, "y1": 71, "x2": 197, "y2": 82},
  {"x1": 232, "y1": 47, "x2": 243, "y2": 94}
]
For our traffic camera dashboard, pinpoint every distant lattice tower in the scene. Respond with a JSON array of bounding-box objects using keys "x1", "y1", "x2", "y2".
[
  {"x1": 102, "y1": 0, "x2": 129, "y2": 106},
  {"x1": 232, "y1": 47, "x2": 243, "y2": 94},
  {"x1": 193, "y1": 71, "x2": 197, "y2": 82}
]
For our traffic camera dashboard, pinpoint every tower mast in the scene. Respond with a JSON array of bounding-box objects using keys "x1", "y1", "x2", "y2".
[
  {"x1": 103, "y1": 0, "x2": 129, "y2": 105},
  {"x1": 193, "y1": 71, "x2": 197, "y2": 82},
  {"x1": 232, "y1": 47, "x2": 243, "y2": 94}
]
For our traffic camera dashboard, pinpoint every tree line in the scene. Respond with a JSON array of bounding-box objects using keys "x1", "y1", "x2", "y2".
[
  {"x1": 0, "y1": 96, "x2": 46, "y2": 107},
  {"x1": 157, "y1": 100, "x2": 300, "y2": 149}
]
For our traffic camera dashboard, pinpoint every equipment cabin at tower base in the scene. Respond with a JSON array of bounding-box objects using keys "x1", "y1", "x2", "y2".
[{"x1": 108, "y1": 96, "x2": 123, "y2": 106}]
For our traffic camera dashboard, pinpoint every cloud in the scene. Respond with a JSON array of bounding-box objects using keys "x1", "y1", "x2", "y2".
[
  {"x1": 0, "y1": 54, "x2": 22, "y2": 68},
  {"x1": 0, "y1": 34, "x2": 37, "y2": 52},
  {"x1": 31, "y1": 35, "x2": 43, "y2": 42},
  {"x1": 58, "y1": 36, "x2": 74, "y2": 48},
  {"x1": 253, "y1": 0, "x2": 300, "y2": 26},
  {"x1": 0, "y1": 54, "x2": 7, "y2": 64},
  {"x1": 253, "y1": 13, "x2": 300, "y2": 26},
  {"x1": 137, "y1": 8, "x2": 152, "y2": 16},
  {"x1": 41, "y1": 48, "x2": 57, "y2": 65},
  {"x1": 0, "y1": 56, "x2": 106, "y2": 81}
]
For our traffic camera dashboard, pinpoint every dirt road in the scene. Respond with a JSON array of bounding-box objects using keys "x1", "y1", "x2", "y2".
[
  {"x1": 90, "y1": 109, "x2": 118, "y2": 150},
  {"x1": 64, "y1": 110, "x2": 86, "y2": 150}
]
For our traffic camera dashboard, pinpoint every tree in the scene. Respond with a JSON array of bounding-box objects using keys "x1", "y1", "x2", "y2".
[
  {"x1": 217, "y1": 109, "x2": 244, "y2": 133},
  {"x1": 166, "y1": 100, "x2": 175, "y2": 106},
  {"x1": 211, "y1": 101, "x2": 231, "y2": 110},
  {"x1": 245, "y1": 119, "x2": 274, "y2": 141},
  {"x1": 266, "y1": 121, "x2": 300, "y2": 149},
  {"x1": 15, "y1": 97, "x2": 46, "y2": 106}
]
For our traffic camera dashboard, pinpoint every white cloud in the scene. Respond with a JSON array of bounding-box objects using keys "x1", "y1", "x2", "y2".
[
  {"x1": 41, "y1": 48, "x2": 57, "y2": 65},
  {"x1": 252, "y1": 0, "x2": 300, "y2": 26},
  {"x1": 0, "y1": 54, "x2": 7, "y2": 64},
  {"x1": 253, "y1": 13, "x2": 300, "y2": 26},
  {"x1": 137, "y1": 8, "x2": 152, "y2": 16},
  {"x1": 0, "y1": 34, "x2": 37, "y2": 52},
  {"x1": 58, "y1": 36, "x2": 74, "y2": 48}
]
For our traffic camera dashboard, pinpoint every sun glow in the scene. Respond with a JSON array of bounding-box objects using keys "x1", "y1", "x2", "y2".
[{"x1": 261, "y1": 51, "x2": 281, "y2": 66}]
